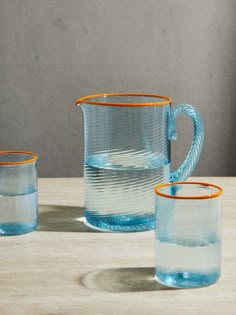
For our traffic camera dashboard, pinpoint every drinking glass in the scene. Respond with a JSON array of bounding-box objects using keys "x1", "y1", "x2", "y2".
[
  {"x1": 0, "y1": 151, "x2": 38, "y2": 235},
  {"x1": 154, "y1": 181, "x2": 223, "y2": 288}
]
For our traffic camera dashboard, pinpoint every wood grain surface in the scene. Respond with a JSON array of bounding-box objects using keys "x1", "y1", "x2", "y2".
[{"x1": 0, "y1": 177, "x2": 235, "y2": 315}]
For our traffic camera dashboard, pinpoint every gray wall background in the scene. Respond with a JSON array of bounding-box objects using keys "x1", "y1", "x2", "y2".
[{"x1": 0, "y1": 0, "x2": 235, "y2": 177}]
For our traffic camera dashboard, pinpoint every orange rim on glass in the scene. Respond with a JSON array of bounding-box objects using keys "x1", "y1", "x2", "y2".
[
  {"x1": 155, "y1": 182, "x2": 223, "y2": 200},
  {"x1": 0, "y1": 151, "x2": 38, "y2": 165},
  {"x1": 75, "y1": 93, "x2": 172, "y2": 107}
]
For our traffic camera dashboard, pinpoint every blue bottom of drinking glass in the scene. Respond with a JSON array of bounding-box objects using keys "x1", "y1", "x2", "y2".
[
  {"x1": 0, "y1": 222, "x2": 37, "y2": 236},
  {"x1": 155, "y1": 270, "x2": 220, "y2": 288},
  {"x1": 85, "y1": 210, "x2": 154, "y2": 232}
]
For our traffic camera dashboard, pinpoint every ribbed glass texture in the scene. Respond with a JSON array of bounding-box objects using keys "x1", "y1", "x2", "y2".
[
  {"x1": 82, "y1": 103, "x2": 170, "y2": 231},
  {"x1": 0, "y1": 153, "x2": 38, "y2": 235},
  {"x1": 155, "y1": 183, "x2": 222, "y2": 288}
]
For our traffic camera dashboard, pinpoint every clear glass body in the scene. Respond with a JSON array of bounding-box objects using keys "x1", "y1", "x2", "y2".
[
  {"x1": 0, "y1": 152, "x2": 38, "y2": 235},
  {"x1": 155, "y1": 182, "x2": 223, "y2": 288},
  {"x1": 79, "y1": 94, "x2": 204, "y2": 232}
]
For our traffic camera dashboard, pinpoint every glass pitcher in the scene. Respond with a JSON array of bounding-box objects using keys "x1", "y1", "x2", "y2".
[{"x1": 75, "y1": 93, "x2": 204, "y2": 232}]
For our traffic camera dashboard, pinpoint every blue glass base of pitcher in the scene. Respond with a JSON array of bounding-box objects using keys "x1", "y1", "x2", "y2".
[
  {"x1": 0, "y1": 222, "x2": 37, "y2": 236},
  {"x1": 85, "y1": 210, "x2": 154, "y2": 232}
]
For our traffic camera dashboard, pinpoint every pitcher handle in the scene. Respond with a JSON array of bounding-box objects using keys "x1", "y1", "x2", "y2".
[{"x1": 169, "y1": 104, "x2": 204, "y2": 182}]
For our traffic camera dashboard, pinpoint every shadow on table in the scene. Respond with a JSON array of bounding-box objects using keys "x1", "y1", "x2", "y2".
[
  {"x1": 80, "y1": 267, "x2": 174, "y2": 292},
  {"x1": 37, "y1": 205, "x2": 102, "y2": 233}
]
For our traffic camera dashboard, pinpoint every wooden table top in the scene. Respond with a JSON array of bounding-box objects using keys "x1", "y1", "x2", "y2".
[{"x1": 0, "y1": 177, "x2": 235, "y2": 315}]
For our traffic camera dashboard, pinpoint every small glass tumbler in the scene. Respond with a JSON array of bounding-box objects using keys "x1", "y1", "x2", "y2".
[
  {"x1": 0, "y1": 151, "x2": 38, "y2": 235},
  {"x1": 154, "y1": 182, "x2": 223, "y2": 288}
]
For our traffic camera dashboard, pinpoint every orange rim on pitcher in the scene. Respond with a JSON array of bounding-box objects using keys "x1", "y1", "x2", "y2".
[{"x1": 75, "y1": 93, "x2": 172, "y2": 107}]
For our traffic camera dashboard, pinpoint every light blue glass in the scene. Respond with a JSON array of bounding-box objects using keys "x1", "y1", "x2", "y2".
[
  {"x1": 155, "y1": 182, "x2": 223, "y2": 288},
  {"x1": 76, "y1": 94, "x2": 204, "y2": 232},
  {"x1": 0, "y1": 151, "x2": 38, "y2": 235}
]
